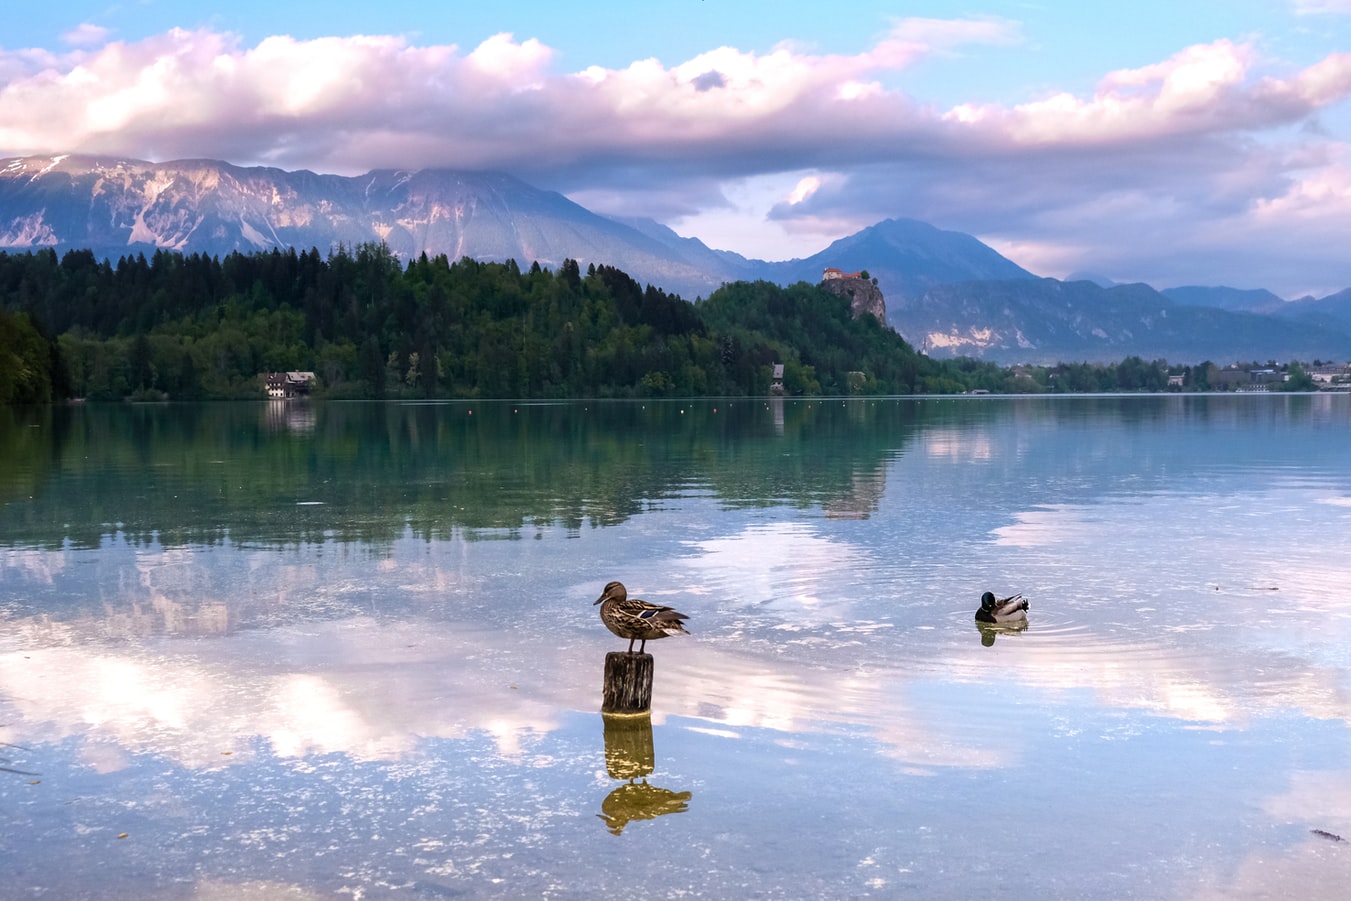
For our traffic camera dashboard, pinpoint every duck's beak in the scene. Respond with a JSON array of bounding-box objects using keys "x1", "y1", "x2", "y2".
[{"x1": 593, "y1": 593, "x2": 606, "y2": 605}]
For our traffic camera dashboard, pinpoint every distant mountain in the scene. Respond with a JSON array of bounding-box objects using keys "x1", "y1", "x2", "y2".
[
  {"x1": 762, "y1": 218, "x2": 1037, "y2": 296},
  {"x1": 0, "y1": 154, "x2": 732, "y2": 299},
  {"x1": 613, "y1": 216, "x2": 1037, "y2": 298},
  {"x1": 1161, "y1": 286, "x2": 1285, "y2": 314},
  {"x1": 1066, "y1": 272, "x2": 1120, "y2": 288},
  {"x1": 610, "y1": 216, "x2": 763, "y2": 286},
  {"x1": 1159, "y1": 285, "x2": 1351, "y2": 341},
  {"x1": 900, "y1": 278, "x2": 1351, "y2": 364},
  {"x1": 3, "y1": 154, "x2": 1350, "y2": 365},
  {"x1": 1270, "y1": 288, "x2": 1351, "y2": 331},
  {"x1": 0, "y1": 156, "x2": 1035, "y2": 304}
]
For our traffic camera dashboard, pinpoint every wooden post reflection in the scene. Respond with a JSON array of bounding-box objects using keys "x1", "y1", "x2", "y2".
[
  {"x1": 597, "y1": 712, "x2": 691, "y2": 836},
  {"x1": 602, "y1": 712, "x2": 655, "y2": 779}
]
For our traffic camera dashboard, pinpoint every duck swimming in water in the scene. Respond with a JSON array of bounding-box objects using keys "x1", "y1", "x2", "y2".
[
  {"x1": 975, "y1": 591, "x2": 1029, "y2": 623},
  {"x1": 594, "y1": 581, "x2": 690, "y2": 654}
]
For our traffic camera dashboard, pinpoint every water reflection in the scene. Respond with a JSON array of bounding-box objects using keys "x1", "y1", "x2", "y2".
[
  {"x1": 0, "y1": 742, "x2": 37, "y2": 776},
  {"x1": 598, "y1": 713, "x2": 691, "y2": 835},
  {"x1": 975, "y1": 620, "x2": 1028, "y2": 646},
  {"x1": 0, "y1": 616, "x2": 584, "y2": 769},
  {"x1": 0, "y1": 399, "x2": 937, "y2": 549},
  {"x1": 262, "y1": 397, "x2": 316, "y2": 433},
  {"x1": 4, "y1": 509, "x2": 1351, "y2": 770},
  {"x1": 2, "y1": 396, "x2": 1351, "y2": 897},
  {"x1": 4, "y1": 396, "x2": 1349, "y2": 553}
]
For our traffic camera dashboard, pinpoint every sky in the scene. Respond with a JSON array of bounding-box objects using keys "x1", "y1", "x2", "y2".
[{"x1": 3, "y1": 1, "x2": 1351, "y2": 297}]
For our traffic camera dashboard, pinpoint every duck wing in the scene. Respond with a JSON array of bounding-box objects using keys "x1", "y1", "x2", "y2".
[
  {"x1": 617, "y1": 597, "x2": 690, "y2": 632},
  {"x1": 639, "y1": 606, "x2": 688, "y2": 626}
]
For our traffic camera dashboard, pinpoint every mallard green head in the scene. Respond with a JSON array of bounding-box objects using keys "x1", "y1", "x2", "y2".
[{"x1": 980, "y1": 590, "x2": 997, "y2": 611}]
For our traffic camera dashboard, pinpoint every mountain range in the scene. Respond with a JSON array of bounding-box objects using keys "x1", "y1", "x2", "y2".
[{"x1": 3, "y1": 153, "x2": 1350, "y2": 365}]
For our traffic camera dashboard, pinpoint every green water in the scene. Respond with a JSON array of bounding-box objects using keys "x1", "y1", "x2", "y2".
[{"x1": 2, "y1": 395, "x2": 1351, "y2": 899}]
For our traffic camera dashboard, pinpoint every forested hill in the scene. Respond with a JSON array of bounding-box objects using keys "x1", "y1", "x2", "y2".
[{"x1": 1, "y1": 244, "x2": 1000, "y2": 403}]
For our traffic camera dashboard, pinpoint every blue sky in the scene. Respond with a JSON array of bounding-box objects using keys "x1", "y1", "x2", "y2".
[{"x1": 4, "y1": 1, "x2": 1351, "y2": 295}]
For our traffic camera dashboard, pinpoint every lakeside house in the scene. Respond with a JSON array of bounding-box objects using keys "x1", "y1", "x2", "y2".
[
  {"x1": 770, "y1": 363, "x2": 785, "y2": 395},
  {"x1": 1210, "y1": 366, "x2": 1285, "y2": 390},
  {"x1": 822, "y1": 267, "x2": 863, "y2": 281},
  {"x1": 1202, "y1": 362, "x2": 1351, "y2": 391},
  {"x1": 1311, "y1": 363, "x2": 1351, "y2": 387},
  {"x1": 264, "y1": 371, "x2": 317, "y2": 398}
]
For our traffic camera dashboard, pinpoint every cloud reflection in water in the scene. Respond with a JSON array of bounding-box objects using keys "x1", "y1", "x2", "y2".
[
  {"x1": 4, "y1": 396, "x2": 1351, "y2": 897},
  {"x1": 3, "y1": 487, "x2": 1351, "y2": 778}
]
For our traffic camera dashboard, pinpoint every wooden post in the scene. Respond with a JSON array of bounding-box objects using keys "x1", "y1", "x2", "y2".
[{"x1": 602, "y1": 651, "x2": 653, "y2": 714}]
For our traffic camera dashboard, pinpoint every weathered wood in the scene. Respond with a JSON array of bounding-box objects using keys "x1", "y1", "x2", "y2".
[
  {"x1": 601, "y1": 712, "x2": 655, "y2": 780},
  {"x1": 602, "y1": 651, "x2": 653, "y2": 714}
]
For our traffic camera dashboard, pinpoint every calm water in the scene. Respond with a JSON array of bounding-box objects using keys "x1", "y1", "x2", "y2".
[{"x1": 2, "y1": 395, "x2": 1351, "y2": 899}]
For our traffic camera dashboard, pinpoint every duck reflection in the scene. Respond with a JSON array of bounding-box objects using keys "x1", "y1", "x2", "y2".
[
  {"x1": 976, "y1": 619, "x2": 1028, "y2": 646},
  {"x1": 597, "y1": 713, "x2": 691, "y2": 835}
]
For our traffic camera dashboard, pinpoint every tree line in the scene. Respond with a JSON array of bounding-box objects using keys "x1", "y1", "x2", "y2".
[
  {"x1": 0, "y1": 244, "x2": 1320, "y2": 404},
  {"x1": 0, "y1": 244, "x2": 986, "y2": 402}
]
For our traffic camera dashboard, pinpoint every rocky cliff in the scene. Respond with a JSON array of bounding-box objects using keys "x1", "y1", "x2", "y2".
[{"x1": 820, "y1": 275, "x2": 886, "y2": 323}]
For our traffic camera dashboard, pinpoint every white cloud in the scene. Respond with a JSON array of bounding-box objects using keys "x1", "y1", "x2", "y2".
[
  {"x1": 657, "y1": 170, "x2": 850, "y2": 260},
  {"x1": 61, "y1": 23, "x2": 110, "y2": 47},
  {"x1": 0, "y1": 21, "x2": 1005, "y2": 175},
  {"x1": 0, "y1": 22, "x2": 1350, "y2": 291},
  {"x1": 882, "y1": 15, "x2": 1023, "y2": 56},
  {"x1": 786, "y1": 175, "x2": 821, "y2": 205},
  {"x1": 1292, "y1": 0, "x2": 1351, "y2": 13},
  {"x1": 466, "y1": 31, "x2": 551, "y2": 80},
  {"x1": 943, "y1": 41, "x2": 1302, "y2": 144}
]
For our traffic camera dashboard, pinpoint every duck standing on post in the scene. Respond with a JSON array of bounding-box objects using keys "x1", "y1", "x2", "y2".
[
  {"x1": 975, "y1": 590, "x2": 1029, "y2": 623},
  {"x1": 595, "y1": 581, "x2": 690, "y2": 654}
]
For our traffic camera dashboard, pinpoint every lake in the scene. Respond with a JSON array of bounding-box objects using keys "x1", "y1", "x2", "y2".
[{"x1": 2, "y1": 395, "x2": 1350, "y2": 899}]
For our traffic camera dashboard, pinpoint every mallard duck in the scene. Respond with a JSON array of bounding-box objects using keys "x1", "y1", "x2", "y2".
[
  {"x1": 594, "y1": 581, "x2": 690, "y2": 654},
  {"x1": 975, "y1": 590, "x2": 1028, "y2": 623}
]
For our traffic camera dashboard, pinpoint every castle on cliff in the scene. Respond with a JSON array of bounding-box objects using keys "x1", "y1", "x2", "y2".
[{"x1": 819, "y1": 268, "x2": 886, "y2": 323}]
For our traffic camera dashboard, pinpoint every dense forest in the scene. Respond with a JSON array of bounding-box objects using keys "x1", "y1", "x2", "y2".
[
  {"x1": 0, "y1": 244, "x2": 987, "y2": 402},
  {"x1": 0, "y1": 244, "x2": 1317, "y2": 404}
]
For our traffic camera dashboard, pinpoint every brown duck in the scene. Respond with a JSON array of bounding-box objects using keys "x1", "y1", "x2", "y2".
[{"x1": 594, "y1": 581, "x2": 690, "y2": 654}]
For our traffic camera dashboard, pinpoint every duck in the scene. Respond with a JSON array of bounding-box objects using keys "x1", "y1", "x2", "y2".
[
  {"x1": 975, "y1": 590, "x2": 1029, "y2": 623},
  {"x1": 594, "y1": 581, "x2": 690, "y2": 654}
]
